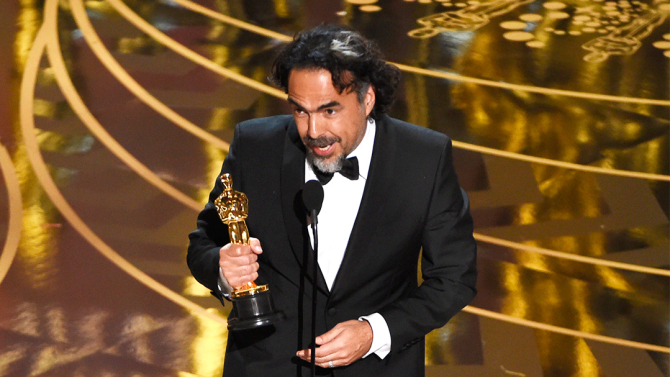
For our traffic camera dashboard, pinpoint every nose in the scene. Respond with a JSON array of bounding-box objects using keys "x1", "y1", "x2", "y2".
[{"x1": 307, "y1": 115, "x2": 321, "y2": 139}]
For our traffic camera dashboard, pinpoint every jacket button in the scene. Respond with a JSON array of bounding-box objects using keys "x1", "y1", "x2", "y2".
[{"x1": 327, "y1": 308, "x2": 337, "y2": 316}]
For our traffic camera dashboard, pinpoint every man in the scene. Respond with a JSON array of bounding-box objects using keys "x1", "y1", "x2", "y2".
[{"x1": 187, "y1": 24, "x2": 477, "y2": 377}]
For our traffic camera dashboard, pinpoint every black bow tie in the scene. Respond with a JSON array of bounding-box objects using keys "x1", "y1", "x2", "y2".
[{"x1": 313, "y1": 157, "x2": 359, "y2": 185}]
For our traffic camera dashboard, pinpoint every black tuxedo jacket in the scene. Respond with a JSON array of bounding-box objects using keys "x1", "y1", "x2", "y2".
[{"x1": 187, "y1": 114, "x2": 477, "y2": 377}]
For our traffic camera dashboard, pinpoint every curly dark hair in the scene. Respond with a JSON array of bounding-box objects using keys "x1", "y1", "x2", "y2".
[{"x1": 271, "y1": 24, "x2": 401, "y2": 120}]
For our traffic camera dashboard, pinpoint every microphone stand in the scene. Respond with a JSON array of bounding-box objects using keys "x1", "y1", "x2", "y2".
[
  {"x1": 309, "y1": 208, "x2": 318, "y2": 377},
  {"x1": 302, "y1": 179, "x2": 323, "y2": 377}
]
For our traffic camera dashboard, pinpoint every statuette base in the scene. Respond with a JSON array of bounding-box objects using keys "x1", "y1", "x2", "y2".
[{"x1": 228, "y1": 289, "x2": 285, "y2": 331}]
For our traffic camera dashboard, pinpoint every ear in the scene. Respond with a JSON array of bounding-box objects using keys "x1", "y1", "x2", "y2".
[{"x1": 364, "y1": 85, "x2": 376, "y2": 117}]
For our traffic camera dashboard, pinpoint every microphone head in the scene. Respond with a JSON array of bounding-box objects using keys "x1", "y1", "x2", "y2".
[{"x1": 302, "y1": 180, "x2": 324, "y2": 215}]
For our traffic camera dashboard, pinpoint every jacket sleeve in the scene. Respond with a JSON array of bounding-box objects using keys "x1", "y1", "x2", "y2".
[
  {"x1": 379, "y1": 139, "x2": 477, "y2": 355},
  {"x1": 186, "y1": 125, "x2": 241, "y2": 301}
]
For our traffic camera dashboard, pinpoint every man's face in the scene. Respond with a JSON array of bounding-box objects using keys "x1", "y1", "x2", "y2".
[{"x1": 288, "y1": 69, "x2": 375, "y2": 173}]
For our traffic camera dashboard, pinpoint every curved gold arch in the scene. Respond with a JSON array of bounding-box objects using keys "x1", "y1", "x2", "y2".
[
  {"x1": 45, "y1": 1, "x2": 202, "y2": 212},
  {"x1": 171, "y1": 0, "x2": 670, "y2": 108},
  {"x1": 103, "y1": 0, "x2": 670, "y2": 182},
  {"x1": 451, "y1": 141, "x2": 670, "y2": 182},
  {"x1": 25, "y1": 0, "x2": 225, "y2": 326},
  {"x1": 474, "y1": 234, "x2": 669, "y2": 277},
  {"x1": 85, "y1": 0, "x2": 286, "y2": 99},
  {"x1": 0, "y1": 144, "x2": 23, "y2": 286},
  {"x1": 68, "y1": 0, "x2": 230, "y2": 153},
  {"x1": 462, "y1": 306, "x2": 669, "y2": 353}
]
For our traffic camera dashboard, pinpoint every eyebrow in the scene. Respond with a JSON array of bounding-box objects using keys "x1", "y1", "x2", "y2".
[
  {"x1": 287, "y1": 97, "x2": 341, "y2": 112},
  {"x1": 287, "y1": 97, "x2": 303, "y2": 109},
  {"x1": 317, "y1": 101, "x2": 341, "y2": 111}
]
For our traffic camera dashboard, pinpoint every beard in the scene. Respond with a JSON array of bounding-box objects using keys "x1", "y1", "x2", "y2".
[
  {"x1": 303, "y1": 135, "x2": 345, "y2": 173},
  {"x1": 308, "y1": 152, "x2": 346, "y2": 173}
]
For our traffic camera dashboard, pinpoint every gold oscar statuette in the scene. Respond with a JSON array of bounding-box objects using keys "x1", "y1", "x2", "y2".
[{"x1": 215, "y1": 173, "x2": 284, "y2": 330}]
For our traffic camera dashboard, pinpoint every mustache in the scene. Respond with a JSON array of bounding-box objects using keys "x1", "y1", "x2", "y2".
[{"x1": 303, "y1": 136, "x2": 340, "y2": 149}]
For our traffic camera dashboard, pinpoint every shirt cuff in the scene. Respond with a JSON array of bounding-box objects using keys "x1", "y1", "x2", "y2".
[
  {"x1": 218, "y1": 267, "x2": 233, "y2": 298},
  {"x1": 359, "y1": 313, "x2": 391, "y2": 360}
]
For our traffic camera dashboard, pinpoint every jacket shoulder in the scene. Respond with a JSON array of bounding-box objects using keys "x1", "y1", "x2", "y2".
[
  {"x1": 381, "y1": 116, "x2": 450, "y2": 150},
  {"x1": 236, "y1": 115, "x2": 294, "y2": 139}
]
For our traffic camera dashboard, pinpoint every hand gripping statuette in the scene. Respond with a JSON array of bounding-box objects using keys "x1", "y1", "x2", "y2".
[{"x1": 215, "y1": 173, "x2": 284, "y2": 330}]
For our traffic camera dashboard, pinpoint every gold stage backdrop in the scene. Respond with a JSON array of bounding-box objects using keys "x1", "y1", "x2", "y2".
[{"x1": 0, "y1": 0, "x2": 668, "y2": 376}]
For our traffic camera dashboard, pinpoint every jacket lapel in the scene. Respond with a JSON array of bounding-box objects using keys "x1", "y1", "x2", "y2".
[
  {"x1": 280, "y1": 121, "x2": 329, "y2": 294},
  {"x1": 329, "y1": 116, "x2": 395, "y2": 297}
]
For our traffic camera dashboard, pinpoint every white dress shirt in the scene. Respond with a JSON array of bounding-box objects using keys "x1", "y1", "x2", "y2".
[
  {"x1": 220, "y1": 119, "x2": 391, "y2": 359},
  {"x1": 304, "y1": 119, "x2": 391, "y2": 360}
]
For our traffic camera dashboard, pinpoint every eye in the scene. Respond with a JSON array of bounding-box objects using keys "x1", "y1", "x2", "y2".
[{"x1": 325, "y1": 108, "x2": 336, "y2": 115}]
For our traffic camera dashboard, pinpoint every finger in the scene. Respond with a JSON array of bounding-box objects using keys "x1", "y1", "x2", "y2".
[
  {"x1": 230, "y1": 244, "x2": 252, "y2": 257},
  {"x1": 220, "y1": 254, "x2": 258, "y2": 271},
  {"x1": 316, "y1": 360, "x2": 345, "y2": 369},
  {"x1": 296, "y1": 348, "x2": 329, "y2": 360},
  {"x1": 300, "y1": 344, "x2": 338, "y2": 365},
  {"x1": 228, "y1": 272, "x2": 258, "y2": 289},
  {"x1": 296, "y1": 349, "x2": 311, "y2": 362},
  {"x1": 220, "y1": 244, "x2": 250, "y2": 260},
  {"x1": 233, "y1": 262, "x2": 258, "y2": 275},
  {"x1": 318, "y1": 356, "x2": 343, "y2": 369},
  {"x1": 296, "y1": 349, "x2": 331, "y2": 366},
  {"x1": 225, "y1": 267, "x2": 258, "y2": 287},
  {"x1": 221, "y1": 255, "x2": 258, "y2": 275},
  {"x1": 315, "y1": 324, "x2": 344, "y2": 346},
  {"x1": 229, "y1": 253, "x2": 257, "y2": 266},
  {"x1": 248, "y1": 238, "x2": 263, "y2": 254},
  {"x1": 221, "y1": 260, "x2": 258, "y2": 279}
]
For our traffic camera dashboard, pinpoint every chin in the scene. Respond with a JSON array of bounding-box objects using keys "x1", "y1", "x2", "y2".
[{"x1": 308, "y1": 152, "x2": 344, "y2": 173}]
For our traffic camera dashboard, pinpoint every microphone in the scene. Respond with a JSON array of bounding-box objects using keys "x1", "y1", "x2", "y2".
[
  {"x1": 302, "y1": 180, "x2": 324, "y2": 222},
  {"x1": 301, "y1": 180, "x2": 323, "y2": 376}
]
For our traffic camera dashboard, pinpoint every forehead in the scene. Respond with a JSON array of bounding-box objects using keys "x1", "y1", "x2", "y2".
[
  {"x1": 287, "y1": 69, "x2": 338, "y2": 96},
  {"x1": 289, "y1": 70, "x2": 362, "y2": 116}
]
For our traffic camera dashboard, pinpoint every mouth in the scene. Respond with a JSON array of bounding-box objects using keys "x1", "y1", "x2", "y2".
[
  {"x1": 312, "y1": 143, "x2": 335, "y2": 156},
  {"x1": 305, "y1": 136, "x2": 340, "y2": 157}
]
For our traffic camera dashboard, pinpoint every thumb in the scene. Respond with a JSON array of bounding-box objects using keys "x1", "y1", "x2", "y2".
[
  {"x1": 316, "y1": 326, "x2": 341, "y2": 345},
  {"x1": 249, "y1": 237, "x2": 263, "y2": 254}
]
